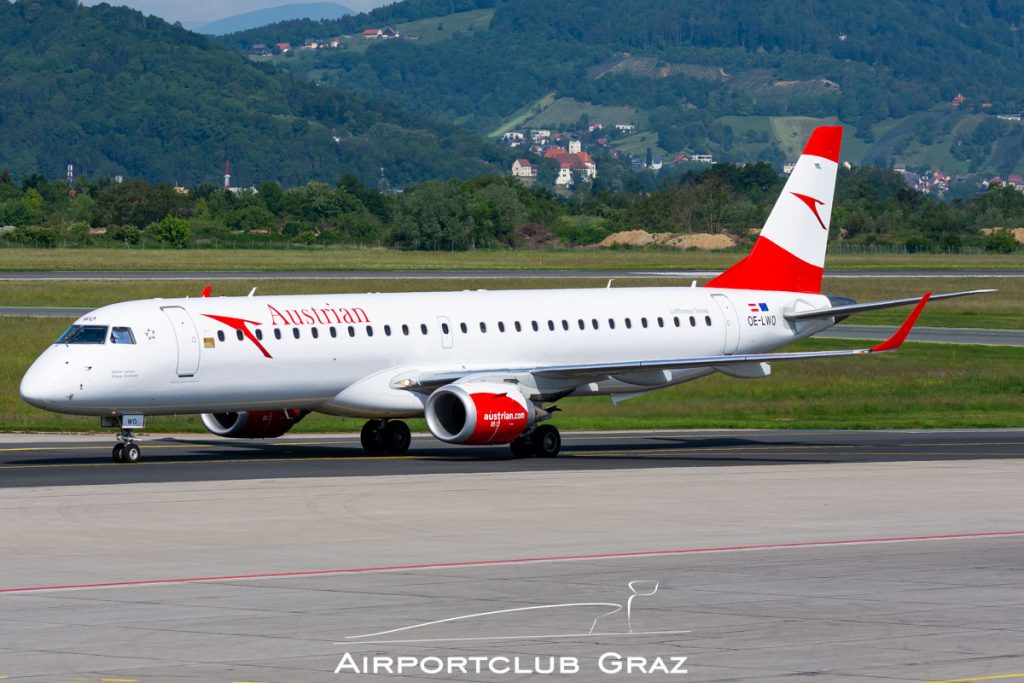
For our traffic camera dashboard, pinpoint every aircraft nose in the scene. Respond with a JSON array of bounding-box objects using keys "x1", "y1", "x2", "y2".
[{"x1": 20, "y1": 357, "x2": 66, "y2": 409}]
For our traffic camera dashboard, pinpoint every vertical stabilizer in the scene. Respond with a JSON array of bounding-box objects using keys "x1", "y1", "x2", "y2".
[{"x1": 707, "y1": 126, "x2": 843, "y2": 293}]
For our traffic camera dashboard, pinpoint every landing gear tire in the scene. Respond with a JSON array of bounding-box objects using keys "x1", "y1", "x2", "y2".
[
  {"x1": 360, "y1": 419, "x2": 386, "y2": 454},
  {"x1": 510, "y1": 436, "x2": 534, "y2": 459},
  {"x1": 381, "y1": 420, "x2": 411, "y2": 455},
  {"x1": 112, "y1": 443, "x2": 125, "y2": 463},
  {"x1": 121, "y1": 443, "x2": 141, "y2": 463},
  {"x1": 531, "y1": 425, "x2": 561, "y2": 458}
]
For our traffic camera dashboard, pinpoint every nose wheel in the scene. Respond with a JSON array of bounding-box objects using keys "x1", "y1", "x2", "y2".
[{"x1": 112, "y1": 428, "x2": 142, "y2": 463}]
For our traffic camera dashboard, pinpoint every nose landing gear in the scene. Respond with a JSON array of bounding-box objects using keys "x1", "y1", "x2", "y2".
[{"x1": 103, "y1": 415, "x2": 145, "y2": 463}]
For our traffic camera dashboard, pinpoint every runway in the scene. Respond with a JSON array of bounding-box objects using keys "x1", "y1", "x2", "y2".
[
  {"x1": 1, "y1": 429, "x2": 1023, "y2": 682},
  {"x1": 1, "y1": 267, "x2": 1022, "y2": 280}
]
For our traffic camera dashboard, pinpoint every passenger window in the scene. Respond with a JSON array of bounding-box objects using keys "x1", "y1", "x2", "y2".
[
  {"x1": 514, "y1": 321, "x2": 522, "y2": 332},
  {"x1": 480, "y1": 322, "x2": 487, "y2": 333},
  {"x1": 625, "y1": 318, "x2": 632, "y2": 329},
  {"x1": 673, "y1": 316, "x2": 680, "y2": 327},
  {"x1": 498, "y1": 321, "x2": 505, "y2": 333},
  {"x1": 311, "y1": 327, "x2": 319, "y2": 339},
  {"x1": 441, "y1": 323, "x2": 449, "y2": 335},
  {"x1": 641, "y1": 317, "x2": 648, "y2": 328},
  {"x1": 385, "y1": 325, "x2": 392, "y2": 336},
  {"x1": 608, "y1": 318, "x2": 615, "y2": 329},
  {"x1": 217, "y1": 330, "x2": 225, "y2": 342},
  {"x1": 274, "y1": 329, "x2": 282, "y2": 340},
  {"x1": 705, "y1": 315, "x2": 713, "y2": 326},
  {"x1": 420, "y1": 324, "x2": 428, "y2": 335},
  {"x1": 110, "y1": 327, "x2": 136, "y2": 344},
  {"x1": 561, "y1": 320, "x2": 569, "y2": 331},
  {"x1": 236, "y1": 330, "x2": 244, "y2": 341},
  {"x1": 592, "y1": 319, "x2": 599, "y2": 329},
  {"x1": 547, "y1": 320, "x2": 555, "y2": 331},
  {"x1": 689, "y1": 316, "x2": 696, "y2": 327},
  {"x1": 255, "y1": 329, "x2": 263, "y2": 341},
  {"x1": 348, "y1": 326, "x2": 355, "y2": 337},
  {"x1": 657, "y1": 317, "x2": 664, "y2": 328},
  {"x1": 330, "y1": 327, "x2": 337, "y2": 338},
  {"x1": 402, "y1": 324, "x2": 409, "y2": 336},
  {"x1": 532, "y1": 321, "x2": 539, "y2": 331},
  {"x1": 292, "y1": 328, "x2": 300, "y2": 339},
  {"x1": 366, "y1": 326, "x2": 374, "y2": 337},
  {"x1": 578, "y1": 319, "x2": 585, "y2": 330}
]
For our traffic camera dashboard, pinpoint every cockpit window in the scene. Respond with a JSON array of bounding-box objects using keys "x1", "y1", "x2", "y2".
[
  {"x1": 55, "y1": 325, "x2": 108, "y2": 345},
  {"x1": 110, "y1": 327, "x2": 136, "y2": 344}
]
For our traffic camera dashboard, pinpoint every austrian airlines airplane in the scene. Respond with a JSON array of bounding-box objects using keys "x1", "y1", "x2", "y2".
[{"x1": 21, "y1": 127, "x2": 990, "y2": 462}]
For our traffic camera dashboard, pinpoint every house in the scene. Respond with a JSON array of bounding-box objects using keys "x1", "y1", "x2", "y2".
[
  {"x1": 671, "y1": 152, "x2": 689, "y2": 164},
  {"x1": 783, "y1": 161, "x2": 797, "y2": 175},
  {"x1": 362, "y1": 29, "x2": 383, "y2": 38},
  {"x1": 248, "y1": 43, "x2": 270, "y2": 56},
  {"x1": 1009, "y1": 175, "x2": 1024, "y2": 190},
  {"x1": 952, "y1": 93, "x2": 966, "y2": 108},
  {"x1": 894, "y1": 163, "x2": 907, "y2": 174},
  {"x1": 692, "y1": 153, "x2": 714, "y2": 163},
  {"x1": 530, "y1": 129, "x2": 551, "y2": 141},
  {"x1": 275, "y1": 42, "x2": 291, "y2": 52},
  {"x1": 588, "y1": 122, "x2": 603, "y2": 132},
  {"x1": 329, "y1": 37, "x2": 342, "y2": 48},
  {"x1": 382, "y1": 26, "x2": 399, "y2": 38},
  {"x1": 511, "y1": 159, "x2": 536, "y2": 178},
  {"x1": 615, "y1": 124, "x2": 636, "y2": 134},
  {"x1": 303, "y1": 38, "x2": 320, "y2": 49},
  {"x1": 544, "y1": 147, "x2": 597, "y2": 185},
  {"x1": 648, "y1": 157, "x2": 663, "y2": 171},
  {"x1": 502, "y1": 131, "x2": 525, "y2": 143}
]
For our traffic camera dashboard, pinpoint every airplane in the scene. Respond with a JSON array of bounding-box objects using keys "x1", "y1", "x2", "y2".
[{"x1": 20, "y1": 126, "x2": 992, "y2": 463}]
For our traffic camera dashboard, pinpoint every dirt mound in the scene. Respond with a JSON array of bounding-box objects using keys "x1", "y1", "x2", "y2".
[
  {"x1": 598, "y1": 230, "x2": 736, "y2": 249},
  {"x1": 514, "y1": 222, "x2": 561, "y2": 248},
  {"x1": 981, "y1": 227, "x2": 1024, "y2": 243}
]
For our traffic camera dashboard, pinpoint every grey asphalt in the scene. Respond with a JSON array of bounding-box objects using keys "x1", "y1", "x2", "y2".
[
  {"x1": 1, "y1": 429, "x2": 1023, "y2": 682},
  {"x1": 1, "y1": 268, "x2": 1022, "y2": 280}
]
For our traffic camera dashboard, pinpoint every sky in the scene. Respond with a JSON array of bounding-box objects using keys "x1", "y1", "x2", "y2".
[{"x1": 81, "y1": 0, "x2": 391, "y2": 29}]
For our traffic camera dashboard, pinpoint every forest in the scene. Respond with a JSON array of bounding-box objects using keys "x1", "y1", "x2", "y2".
[{"x1": 0, "y1": 165, "x2": 1019, "y2": 254}]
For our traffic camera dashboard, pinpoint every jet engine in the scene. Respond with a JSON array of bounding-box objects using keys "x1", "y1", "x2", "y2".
[
  {"x1": 200, "y1": 409, "x2": 307, "y2": 439},
  {"x1": 424, "y1": 382, "x2": 536, "y2": 445}
]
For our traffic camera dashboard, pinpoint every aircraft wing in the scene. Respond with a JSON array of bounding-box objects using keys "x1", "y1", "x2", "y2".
[
  {"x1": 785, "y1": 288, "x2": 993, "y2": 322},
  {"x1": 403, "y1": 293, "x2": 932, "y2": 390}
]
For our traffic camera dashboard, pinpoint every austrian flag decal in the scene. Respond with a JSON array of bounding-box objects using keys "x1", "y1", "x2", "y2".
[{"x1": 747, "y1": 302, "x2": 769, "y2": 312}]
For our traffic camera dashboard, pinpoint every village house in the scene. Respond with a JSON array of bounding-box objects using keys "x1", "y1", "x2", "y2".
[
  {"x1": 544, "y1": 140, "x2": 597, "y2": 186},
  {"x1": 511, "y1": 159, "x2": 537, "y2": 178},
  {"x1": 615, "y1": 123, "x2": 636, "y2": 134},
  {"x1": 275, "y1": 42, "x2": 291, "y2": 52},
  {"x1": 248, "y1": 43, "x2": 270, "y2": 56}
]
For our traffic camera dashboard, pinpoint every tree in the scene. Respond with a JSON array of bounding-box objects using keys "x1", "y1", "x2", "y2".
[
  {"x1": 985, "y1": 228, "x2": 1019, "y2": 253},
  {"x1": 150, "y1": 215, "x2": 192, "y2": 248}
]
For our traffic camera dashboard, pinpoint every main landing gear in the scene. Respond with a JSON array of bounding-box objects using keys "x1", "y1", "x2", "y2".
[
  {"x1": 112, "y1": 428, "x2": 142, "y2": 463},
  {"x1": 360, "y1": 419, "x2": 412, "y2": 455},
  {"x1": 510, "y1": 424, "x2": 561, "y2": 458}
]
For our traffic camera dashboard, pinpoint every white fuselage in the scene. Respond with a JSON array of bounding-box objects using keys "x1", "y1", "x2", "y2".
[{"x1": 20, "y1": 286, "x2": 833, "y2": 419}]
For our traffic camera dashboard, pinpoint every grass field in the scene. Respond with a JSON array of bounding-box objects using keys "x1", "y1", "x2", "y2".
[
  {"x1": 394, "y1": 8, "x2": 496, "y2": 45},
  {"x1": 520, "y1": 98, "x2": 645, "y2": 131},
  {"x1": 3, "y1": 314, "x2": 1020, "y2": 432},
  {"x1": 1, "y1": 248, "x2": 1021, "y2": 272}
]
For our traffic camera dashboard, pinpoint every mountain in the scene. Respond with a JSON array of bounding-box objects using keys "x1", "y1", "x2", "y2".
[
  {"x1": 0, "y1": 0, "x2": 507, "y2": 186},
  {"x1": 223, "y1": 0, "x2": 1024, "y2": 177},
  {"x1": 197, "y1": 3, "x2": 355, "y2": 36}
]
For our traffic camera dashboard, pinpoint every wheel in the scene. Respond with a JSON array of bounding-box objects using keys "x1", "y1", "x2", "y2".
[
  {"x1": 381, "y1": 421, "x2": 411, "y2": 455},
  {"x1": 112, "y1": 443, "x2": 125, "y2": 463},
  {"x1": 121, "y1": 443, "x2": 141, "y2": 463},
  {"x1": 510, "y1": 435, "x2": 534, "y2": 458},
  {"x1": 360, "y1": 419, "x2": 385, "y2": 454},
  {"x1": 531, "y1": 425, "x2": 561, "y2": 458}
]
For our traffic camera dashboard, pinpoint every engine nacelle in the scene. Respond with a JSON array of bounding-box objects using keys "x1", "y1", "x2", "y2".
[
  {"x1": 425, "y1": 382, "x2": 535, "y2": 445},
  {"x1": 200, "y1": 409, "x2": 307, "y2": 439}
]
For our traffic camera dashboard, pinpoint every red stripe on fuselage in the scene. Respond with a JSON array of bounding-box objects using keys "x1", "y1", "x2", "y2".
[
  {"x1": 706, "y1": 236, "x2": 823, "y2": 293},
  {"x1": 202, "y1": 314, "x2": 272, "y2": 358}
]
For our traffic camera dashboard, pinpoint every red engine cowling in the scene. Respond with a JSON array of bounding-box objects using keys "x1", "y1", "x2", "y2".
[
  {"x1": 200, "y1": 409, "x2": 307, "y2": 439},
  {"x1": 424, "y1": 383, "x2": 535, "y2": 445}
]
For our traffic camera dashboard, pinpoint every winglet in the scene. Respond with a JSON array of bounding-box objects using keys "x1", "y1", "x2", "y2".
[
  {"x1": 870, "y1": 292, "x2": 931, "y2": 352},
  {"x1": 200, "y1": 285, "x2": 212, "y2": 298}
]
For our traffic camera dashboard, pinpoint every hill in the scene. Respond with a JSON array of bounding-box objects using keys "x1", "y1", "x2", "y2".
[
  {"x1": 198, "y1": 3, "x2": 354, "y2": 35},
  {"x1": 0, "y1": 0, "x2": 507, "y2": 186},
  {"x1": 223, "y1": 0, "x2": 1024, "y2": 177}
]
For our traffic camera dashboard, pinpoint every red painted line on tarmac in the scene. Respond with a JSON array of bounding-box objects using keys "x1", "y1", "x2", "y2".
[{"x1": 3, "y1": 530, "x2": 1023, "y2": 594}]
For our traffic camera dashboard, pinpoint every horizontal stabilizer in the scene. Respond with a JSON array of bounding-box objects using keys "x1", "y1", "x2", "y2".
[{"x1": 785, "y1": 289, "x2": 995, "y2": 322}]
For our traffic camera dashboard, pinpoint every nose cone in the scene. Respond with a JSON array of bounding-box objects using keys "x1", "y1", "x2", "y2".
[{"x1": 20, "y1": 355, "x2": 65, "y2": 410}]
